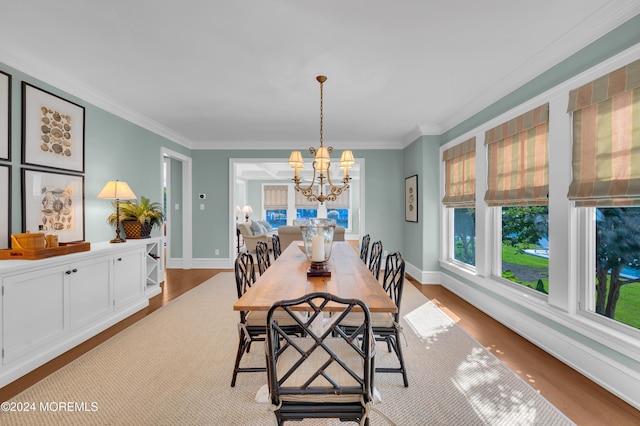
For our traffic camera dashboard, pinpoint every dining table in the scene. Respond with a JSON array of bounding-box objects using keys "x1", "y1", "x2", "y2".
[{"x1": 233, "y1": 241, "x2": 397, "y2": 314}]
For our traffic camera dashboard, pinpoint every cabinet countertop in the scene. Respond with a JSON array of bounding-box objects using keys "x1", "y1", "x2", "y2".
[{"x1": 0, "y1": 238, "x2": 161, "y2": 273}]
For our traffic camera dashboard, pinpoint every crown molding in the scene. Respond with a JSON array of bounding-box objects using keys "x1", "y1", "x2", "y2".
[
  {"x1": 438, "y1": 0, "x2": 640, "y2": 134},
  {"x1": 0, "y1": 40, "x2": 193, "y2": 149},
  {"x1": 189, "y1": 139, "x2": 403, "y2": 151}
]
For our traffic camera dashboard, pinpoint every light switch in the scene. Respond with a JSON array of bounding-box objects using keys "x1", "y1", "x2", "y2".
[
  {"x1": 175, "y1": 203, "x2": 180, "y2": 210},
  {"x1": 200, "y1": 204, "x2": 205, "y2": 210}
]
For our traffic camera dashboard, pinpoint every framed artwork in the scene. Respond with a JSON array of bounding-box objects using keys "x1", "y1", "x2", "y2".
[
  {"x1": 22, "y1": 82, "x2": 85, "y2": 173},
  {"x1": 23, "y1": 168, "x2": 85, "y2": 242},
  {"x1": 0, "y1": 70, "x2": 10, "y2": 161},
  {"x1": 0, "y1": 165, "x2": 10, "y2": 249},
  {"x1": 405, "y1": 174, "x2": 418, "y2": 223}
]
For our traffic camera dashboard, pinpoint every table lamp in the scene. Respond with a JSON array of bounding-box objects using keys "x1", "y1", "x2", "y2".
[
  {"x1": 97, "y1": 180, "x2": 137, "y2": 243},
  {"x1": 242, "y1": 205, "x2": 253, "y2": 222}
]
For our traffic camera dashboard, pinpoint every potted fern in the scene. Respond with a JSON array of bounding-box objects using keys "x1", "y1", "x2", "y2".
[{"x1": 108, "y1": 196, "x2": 164, "y2": 239}]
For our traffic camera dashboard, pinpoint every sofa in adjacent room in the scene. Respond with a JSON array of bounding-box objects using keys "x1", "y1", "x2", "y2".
[
  {"x1": 237, "y1": 221, "x2": 274, "y2": 251},
  {"x1": 277, "y1": 225, "x2": 345, "y2": 250}
]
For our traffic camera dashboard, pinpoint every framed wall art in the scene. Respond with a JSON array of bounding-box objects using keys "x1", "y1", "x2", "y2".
[
  {"x1": 23, "y1": 168, "x2": 85, "y2": 242},
  {"x1": 0, "y1": 165, "x2": 10, "y2": 249},
  {"x1": 0, "y1": 70, "x2": 10, "y2": 161},
  {"x1": 22, "y1": 82, "x2": 85, "y2": 173},
  {"x1": 405, "y1": 174, "x2": 418, "y2": 223}
]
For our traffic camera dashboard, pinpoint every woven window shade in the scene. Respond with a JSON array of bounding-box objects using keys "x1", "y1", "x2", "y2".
[
  {"x1": 567, "y1": 59, "x2": 640, "y2": 207},
  {"x1": 295, "y1": 186, "x2": 319, "y2": 208},
  {"x1": 442, "y1": 137, "x2": 476, "y2": 208},
  {"x1": 264, "y1": 185, "x2": 288, "y2": 210},
  {"x1": 484, "y1": 104, "x2": 549, "y2": 207}
]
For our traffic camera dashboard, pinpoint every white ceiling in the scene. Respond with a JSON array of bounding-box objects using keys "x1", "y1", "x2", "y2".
[{"x1": 1, "y1": 1, "x2": 639, "y2": 151}]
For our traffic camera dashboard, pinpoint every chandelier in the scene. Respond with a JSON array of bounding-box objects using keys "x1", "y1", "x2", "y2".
[{"x1": 289, "y1": 75, "x2": 354, "y2": 204}]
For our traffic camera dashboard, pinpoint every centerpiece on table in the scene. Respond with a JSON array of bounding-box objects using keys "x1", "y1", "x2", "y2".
[{"x1": 296, "y1": 218, "x2": 336, "y2": 277}]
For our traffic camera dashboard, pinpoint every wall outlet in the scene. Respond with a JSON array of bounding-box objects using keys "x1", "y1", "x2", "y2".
[{"x1": 214, "y1": 249, "x2": 220, "y2": 256}]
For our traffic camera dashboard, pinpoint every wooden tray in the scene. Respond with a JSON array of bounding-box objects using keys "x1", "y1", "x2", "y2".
[{"x1": 0, "y1": 241, "x2": 91, "y2": 260}]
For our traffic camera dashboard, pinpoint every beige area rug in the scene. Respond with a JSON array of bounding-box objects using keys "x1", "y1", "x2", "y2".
[{"x1": 5, "y1": 273, "x2": 574, "y2": 425}]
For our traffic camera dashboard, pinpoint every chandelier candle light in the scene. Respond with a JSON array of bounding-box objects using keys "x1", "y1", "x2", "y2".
[{"x1": 289, "y1": 75, "x2": 354, "y2": 204}]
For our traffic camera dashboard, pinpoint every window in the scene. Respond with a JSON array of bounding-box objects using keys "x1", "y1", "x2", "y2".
[
  {"x1": 568, "y1": 59, "x2": 640, "y2": 330},
  {"x1": 264, "y1": 185, "x2": 288, "y2": 229},
  {"x1": 593, "y1": 207, "x2": 640, "y2": 330},
  {"x1": 485, "y1": 104, "x2": 549, "y2": 294},
  {"x1": 325, "y1": 187, "x2": 350, "y2": 229},
  {"x1": 442, "y1": 137, "x2": 476, "y2": 267},
  {"x1": 265, "y1": 209, "x2": 287, "y2": 228},
  {"x1": 296, "y1": 208, "x2": 318, "y2": 220}
]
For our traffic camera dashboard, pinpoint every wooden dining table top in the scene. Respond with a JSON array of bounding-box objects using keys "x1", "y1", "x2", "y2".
[{"x1": 233, "y1": 241, "x2": 397, "y2": 313}]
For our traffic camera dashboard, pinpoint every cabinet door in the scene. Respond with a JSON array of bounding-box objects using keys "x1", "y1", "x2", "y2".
[
  {"x1": 68, "y1": 254, "x2": 112, "y2": 331},
  {"x1": 2, "y1": 264, "x2": 68, "y2": 365},
  {"x1": 114, "y1": 248, "x2": 144, "y2": 308}
]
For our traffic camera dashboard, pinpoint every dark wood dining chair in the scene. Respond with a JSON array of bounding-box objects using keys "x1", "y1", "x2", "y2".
[
  {"x1": 265, "y1": 292, "x2": 375, "y2": 425},
  {"x1": 232, "y1": 252, "x2": 303, "y2": 387},
  {"x1": 359, "y1": 234, "x2": 370, "y2": 265},
  {"x1": 368, "y1": 240, "x2": 383, "y2": 280},
  {"x1": 255, "y1": 240, "x2": 271, "y2": 275},
  {"x1": 272, "y1": 234, "x2": 282, "y2": 260},
  {"x1": 231, "y1": 252, "x2": 263, "y2": 386},
  {"x1": 375, "y1": 251, "x2": 408, "y2": 387}
]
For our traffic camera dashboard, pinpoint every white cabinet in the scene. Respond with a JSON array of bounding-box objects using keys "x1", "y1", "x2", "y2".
[
  {"x1": 114, "y1": 248, "x2": 144, "y2": 308},
  {"x1": 0, "y1": 239, "x2": 162, "y2": 387},
  {"x1": 145, "y1": 239, "x2": 163, "y2": 297},
  {"x1": 68, "y1": 254, "x2": 112, "y2": 331},
  {"x1": 2, "y1": 264, "x2": 68, "y2": 365}
]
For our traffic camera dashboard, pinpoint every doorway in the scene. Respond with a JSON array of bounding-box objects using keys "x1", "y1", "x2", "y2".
[{"x1": 161, "y1": 148, "x2": 193, "y2": 269}]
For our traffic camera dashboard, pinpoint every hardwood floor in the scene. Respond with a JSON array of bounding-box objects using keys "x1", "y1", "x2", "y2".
[
  {"x1": 1, "y1": 267, "x2": 638, "y2": 424},
  {"x1": 411, "y1": 276, "x2": 640, "y2": 425}
]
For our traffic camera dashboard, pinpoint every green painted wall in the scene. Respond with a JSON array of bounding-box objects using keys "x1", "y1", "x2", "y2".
[
  {"x1": 402, "y1": 135, "x2": 441, "y2": 273},
  {"x1": 191, "y1": 150, "x2": 404, "y2": 259},
  {"x1": 0, "y1": 61, "x2": 188, "y2": 246}
]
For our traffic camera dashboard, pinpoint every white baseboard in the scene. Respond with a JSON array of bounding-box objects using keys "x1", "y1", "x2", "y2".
[
  {"x1": 440, "y1": 271, "x2": 640, "y2": 411},
  {"x1": 404, "y1": 261, "x2": 441, "y2": 284}
]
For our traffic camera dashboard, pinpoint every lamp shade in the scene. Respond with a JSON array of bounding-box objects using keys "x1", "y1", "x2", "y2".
[
  {"x1": 339, "y1": 150, "x2": 355, "y2": 168},
  {"x1": 314, "y1": 146, "x2": 330, "y2": 172},
  {"x1": 97, "y1": 180, "x2": 137, "y2": 200},
  {"x1": 288, "y1": 151, "x2": 304, "y2": 169},
  {"x1": 242, "y1": 205, "x2": 253, "y2": 214}
]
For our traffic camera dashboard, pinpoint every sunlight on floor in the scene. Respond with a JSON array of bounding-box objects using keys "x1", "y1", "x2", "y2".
[
  {"x1": 404, "y1": 301, "x2": 455, "y2": 345},
  {"x1": 452, "y1": 347, "x2": 541, "y2": 424}
]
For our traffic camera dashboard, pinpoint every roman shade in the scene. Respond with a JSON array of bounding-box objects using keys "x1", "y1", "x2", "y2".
[
  {"x1": 295, "y1": 186, "x2": 319, "y2": 208},
  {"x1": 566, "y1": 59, "x2": 640, "y2": 207},
  {"x1": 264, "y1": 185, "x2": 288, "y2": 210},
  {"x1": 484, "y1": 104, "x2": 549, "y2": 207},
  {"x1": 442, "y1": 137, "x2": 476, "y2": 208},
  {"x1": 325, "y1": 186, "x2": 350, "y2": 209}
]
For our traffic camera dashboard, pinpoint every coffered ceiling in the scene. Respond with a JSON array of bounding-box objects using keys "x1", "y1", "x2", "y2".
[{"x1": 1, "y1": 1, "x2": 639, "y2": 150}]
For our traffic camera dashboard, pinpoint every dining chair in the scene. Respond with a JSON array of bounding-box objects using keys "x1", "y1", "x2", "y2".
[
  {"x1": 265, "y1": 292, "x2": 375, "y2": 425},
  {"x1": 255, "y1": 240, "x2": 271, "y2": 275},
  {"x1": 272, "y1": 234, "x2": 282, "y2": 260},
  {"x1": 375, "y1": 251, "x2": 408, "y2": 387},
  {"x1": 359, "y1": 234, "x2": 371, "y2": 265},
  {"x1": 232, "y1": 252, "x2": 303, "y2": 387},
  {"x1": 368, "y1": 240, "x2": 383, "y2": 280},
  {"x1": 340, "y1": 251, "x2": 408, "y2": 387},
  {"x1": 231, "y1": 252, "x2": 263, "y2": 387}
]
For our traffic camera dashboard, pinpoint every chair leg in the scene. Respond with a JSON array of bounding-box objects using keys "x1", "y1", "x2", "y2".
[
  {"x1": 392, "y1": 332, "x2": 409, "y2": 387},
  {"x1": 375, "y1": 331, "x2": 409, "y2": 387},
  {"x1": 231, "y1": 328, "x2": 247, "y2": 387}
]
